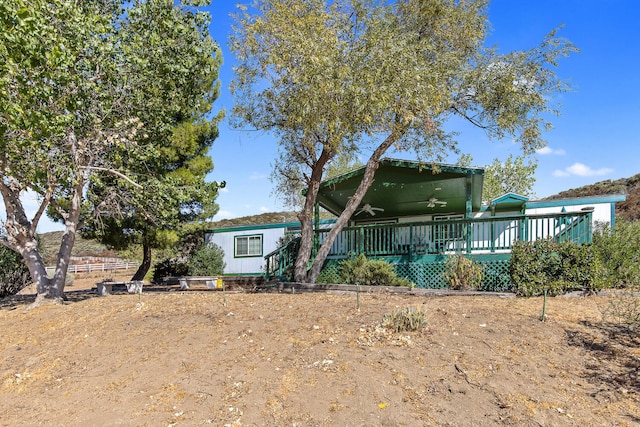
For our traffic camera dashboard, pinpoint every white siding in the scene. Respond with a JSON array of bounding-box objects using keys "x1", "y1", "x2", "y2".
[
  {"x1": 207, "y1": 226, "x2": 287, "y2": 275},
  {"x1": 525, "y1": 202, "x2": 612, "y2": 224}
]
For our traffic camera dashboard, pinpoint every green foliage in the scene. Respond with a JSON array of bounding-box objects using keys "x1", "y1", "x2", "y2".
[
  {"x1": 444, "y1": 255, "x2": 484, "y2": 290},
  {"x1": 0, "y1": 246, "x2": 31, "y2": 298},
  {"x1": 231, "y1": 0, "x2": 576, "y2": 283},
  {"x1": 152, "y1": 258, "x2": 189, "y2": 284},
  {"x1": 337, "y1": 254, "x2": 413, "y2": 287},
  {"x1": 382, "y1": 307, "x2": 428, "y2": 333},
  {"x1": 482, "y1": 154, "x2": 538, "y2": 202},
  {"x1": 592, "y1": 220, "x2": 640, "y2": 289},
  {"x1": 75, "y1": 0, "x2": 223, "y2": 280},
  {"x1": 455, "y1": 153, "x2": 537, "y2": 202},
  {"x1": 0, "y1": 0, "x2": 222, "y2": 297},
  {"x1": 510, "y1": 239, "x2": 594, "y2": 297},
  {"x1": 601, "y1": 291, "x2": 640, "y2": 332},
  {"x1": 187, "y1": 244, "x2": 225, "y2": 276}
]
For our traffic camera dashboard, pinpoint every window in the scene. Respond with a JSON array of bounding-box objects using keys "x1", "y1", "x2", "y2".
[{"x1": 235, "y1": 235, "x2": 263, "y2": 257}]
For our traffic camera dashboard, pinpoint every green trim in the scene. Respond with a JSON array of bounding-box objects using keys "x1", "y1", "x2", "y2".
[
  {"x1": 209, "y1": 219, "x2": 336, "y2": 233},
  {"x1": 527, "y1": 194, "x2": 626, "y2": 208},
  {"x1": 611, "y1": 203, "x2": 616, "y2": 228},
  {"x1": 491, "y1": 192, "x2": 529, "y2": 205}
]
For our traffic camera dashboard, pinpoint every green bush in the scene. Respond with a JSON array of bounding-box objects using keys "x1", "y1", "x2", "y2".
[
  {"x1": 444, "y1": 254, "x2": 484, "y2": 290},
  {"x1": 187, "y1": 244, "x2": 225, "y2": 276},
  {"x1": 337, "y1": 254, "x2": 413, "y2": 287},
  {"x1": 510, "y1": 239, "x2": 594, "y2": 297},
  {"x1": 152, "y1": 257, "x2": 189, "y2": 284},
  {"x1": 0, "y1": 246, "x2": 31, "y2": 298},
  {"x1": 382, "y1": 307, "x2": 428, "y2": 332},
  {"x1": 601, "y1": 292, "x2": 640, "y2": 332},
  {"x1": 592, "y1": 219, "x2": 640, "y2": 289}
]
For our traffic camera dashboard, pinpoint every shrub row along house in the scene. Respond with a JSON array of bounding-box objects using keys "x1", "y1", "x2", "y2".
[{"x1": 207, "y1": 159, "x2": 624, "y2": 290}]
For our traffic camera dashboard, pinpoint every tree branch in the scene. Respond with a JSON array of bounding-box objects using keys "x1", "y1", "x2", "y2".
[
  {"x1": 29, "y1": 185, "x2": 53, "y2": 235},
  {"x1": 79, "y1": 166, "x2": 143, "y2": 189}
]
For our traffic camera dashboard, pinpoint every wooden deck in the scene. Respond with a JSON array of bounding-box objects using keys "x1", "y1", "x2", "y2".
[{"x1": 264, "y1": 210, "x2": 594, "y2": 288}]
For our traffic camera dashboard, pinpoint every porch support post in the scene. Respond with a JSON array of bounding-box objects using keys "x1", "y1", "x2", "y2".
[
  {"x1": 518, "y1": 203, "x2": 527, "y2": 242},
  {"x1": 490, "y1": 205, "x2": 496, "y2": 253},
  {"x1": 465, "y1": 172, "x2": 473, "y2": 254}
]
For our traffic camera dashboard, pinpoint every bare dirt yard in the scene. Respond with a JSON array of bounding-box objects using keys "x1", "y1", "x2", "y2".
[{"x1": 1, "y1": 274, "x2": 639, "y2": 426}]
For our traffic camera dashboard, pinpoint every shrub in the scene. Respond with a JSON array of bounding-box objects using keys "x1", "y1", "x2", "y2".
[
  {"x1": 339, "y1": 254, "x2": 413, "y2": 287},
  {"x1": 152, "y1": 257, "x2": 189, "y2": 283},
  {"x1": 187, "y1": 243, "x2": 225, "y2": 276},
  {"x1": 382, "y1": 307, "x2": 428, "y2": 332},
  {"x1": 510, "y1": 239, "x2": 594, "y2": 297},
  {"x1": 444, "y1": 254, "x2": 484, "y2": 290},
  {"x1": 0, "y1": 246, "x2": 31, "y2": 298},
  {"x1": 592, "y1": 219, "x2": 640, "y2": 289},
  {"x1": 601, "y1": 292, "x2": 640, "y2": 332}
]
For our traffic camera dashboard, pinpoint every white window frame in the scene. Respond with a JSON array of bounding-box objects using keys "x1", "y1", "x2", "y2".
[{"x1": 234, "y1": 234, "x2": 263, "y2": 257}]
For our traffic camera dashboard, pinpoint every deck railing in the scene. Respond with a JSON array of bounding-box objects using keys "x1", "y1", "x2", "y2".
[{"x1": 265, "y1": 210, "x2": 593, "y2": 279}]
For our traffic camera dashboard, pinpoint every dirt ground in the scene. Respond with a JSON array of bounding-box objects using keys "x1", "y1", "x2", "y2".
[{"x1": 1, "y1": 273, "x2": 639, "y2": 427}]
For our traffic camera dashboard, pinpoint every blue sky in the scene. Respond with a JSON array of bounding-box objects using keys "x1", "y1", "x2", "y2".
[
  {"x1": 26, "y1": 0, "x2": 640, "y2": 232},
  {"x1": 205, "y1": 0, "x2": 640, "y2": 222}
]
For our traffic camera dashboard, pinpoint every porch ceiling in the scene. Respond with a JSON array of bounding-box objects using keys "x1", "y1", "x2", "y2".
[{"x1": 317, "y1": 159, "x2": 485, "y2": 220}]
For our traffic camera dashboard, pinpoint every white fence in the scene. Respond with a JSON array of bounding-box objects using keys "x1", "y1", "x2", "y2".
[{"x1": 45, "y1": 261, "x2": 136, "y2": 275}]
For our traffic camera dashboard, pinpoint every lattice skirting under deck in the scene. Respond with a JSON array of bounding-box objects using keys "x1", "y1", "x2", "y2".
[{"x1": 318, "y1": 255, "x2": 513, "y2": 292}]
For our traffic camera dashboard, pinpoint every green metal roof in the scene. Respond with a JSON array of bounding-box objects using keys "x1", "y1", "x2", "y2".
[
  {"x1": 489, "y1": 193, "x2": 529, "y2": 213},
  {"x1": 317, "y1": 158, "x2": 485, "y2": 220}
]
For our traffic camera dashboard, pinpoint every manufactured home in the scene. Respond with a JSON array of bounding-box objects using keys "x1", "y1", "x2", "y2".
[{"x1": 208, "y1": 159, "x2": 625, "y2": 289}]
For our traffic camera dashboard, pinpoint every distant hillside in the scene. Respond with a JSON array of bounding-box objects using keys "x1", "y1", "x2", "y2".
[
  {"x1": 545, "y1": 173, "x2": 640, "y2": 221},
  {"x1": 37, "y1": 231, "x2": 117, "y2": 264},
  {"x1": 207, "y1": 211, "x2": 300, "y2": 229},
  {"x1": 207, "y1": 210, "x2": 340, "y2": 229}
]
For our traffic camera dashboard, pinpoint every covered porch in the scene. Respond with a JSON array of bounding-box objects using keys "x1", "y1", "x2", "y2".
[
  {"x1": 264, "y1": 209, "x2": 593, "y2": 290},
  {"x1": 264, "y1": 158, "x2": 597, "y2": 290}
]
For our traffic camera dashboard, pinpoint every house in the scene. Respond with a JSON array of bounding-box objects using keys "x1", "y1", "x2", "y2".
[
  {"x1": 206, "y1": 219, "x2": 336, "y2": 276},
  {"x1": 208, "y1": 158, "x2": 625, "y2": 289}
]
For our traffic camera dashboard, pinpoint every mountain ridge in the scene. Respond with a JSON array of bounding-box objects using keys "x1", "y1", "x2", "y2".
[{"x1": 544, "y1": 173, "x2": 639, "y2": 221}]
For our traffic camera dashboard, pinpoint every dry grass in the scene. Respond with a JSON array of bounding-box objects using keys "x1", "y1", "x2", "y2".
[{"x1": 1, "y1": 288, "x2": 639, "y2": 426}]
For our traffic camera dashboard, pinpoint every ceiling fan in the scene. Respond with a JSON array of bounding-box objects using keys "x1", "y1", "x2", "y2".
[
  {"x1": 420, "y1": 197, "x2": 448, "y2": 208},
  {"x1": 355, "y1": 203, "x2": 385, "y2": 216}
]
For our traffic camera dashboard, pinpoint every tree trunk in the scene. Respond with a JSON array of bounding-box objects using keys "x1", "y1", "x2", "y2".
[
  {"x1": 36, "y1": 181, "x2": 83, "y2": 304},
  {"x1": 0, "y1": 180, "x2": 52, "y2": 300},
  {"x1": 306, "y1": 129, "x2": 404, "y2": 283},
  {"x1": 294, "y1": 147, "x2": 333, "y2": 282},
  {"x1": 131, "y1": 236, "x2": 152, "y2": 281},
  {"x1": 0, "y1": 177, "x2": 83, "y2": 305}
]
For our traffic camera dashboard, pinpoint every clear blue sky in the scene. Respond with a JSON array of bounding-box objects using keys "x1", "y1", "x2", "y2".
[
  {"x1": 205, "y1": 0, "x2": 640, "y2": 221},
  {"x1": 26, "y1": 0, "x2": 640, "y2": 232}
]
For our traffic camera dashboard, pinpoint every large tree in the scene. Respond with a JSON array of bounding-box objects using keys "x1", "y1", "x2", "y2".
[
  {"x1": 79, "y1": 0, "x2": 224, "y2": 281},
  {"x1": 231, "y1": 0, "x2": 576, "y2": 283},
  {"x1": 0, "y1": 0, "x2": 221, "y2": 304}
]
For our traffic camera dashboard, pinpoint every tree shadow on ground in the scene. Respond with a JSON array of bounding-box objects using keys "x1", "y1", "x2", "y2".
[
  {"x1": 0, "y1": 282, "x2": 220, "y2": 311},
  {"x1": 0, "y1": 288, "x2": 100, "y2": 310},
  {"x1": 565, "y1": 320, "x2": 640, "y2": 401}
]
